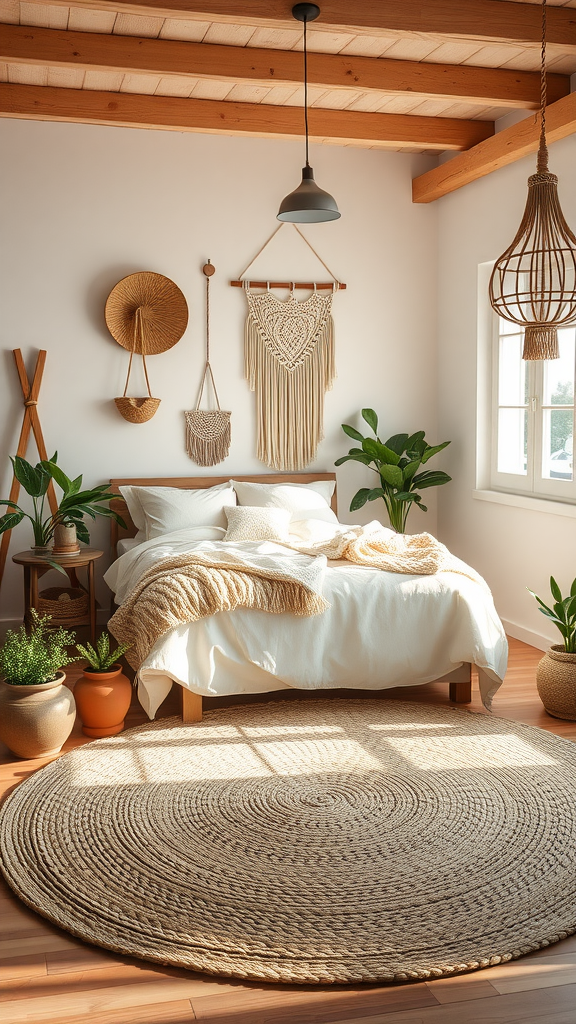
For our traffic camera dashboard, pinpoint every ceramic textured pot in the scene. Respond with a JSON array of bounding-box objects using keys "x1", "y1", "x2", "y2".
[
  {"x1": 536, "y1": 645, "x2": 576, "y2": 720},
  {"x1": 0, "y1": 672, "x2": 76, "y2": 759},
  {"x1": 74, "y1": 664, "x2": 132, "y2": 738},
  {"x1": 52, "y1": 523, "x2": 80, "y2": 555}
]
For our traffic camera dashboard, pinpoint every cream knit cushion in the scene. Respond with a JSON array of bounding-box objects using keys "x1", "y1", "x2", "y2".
[{"x1": 224, "y1": 505, "x2": 291, "y2": 543}]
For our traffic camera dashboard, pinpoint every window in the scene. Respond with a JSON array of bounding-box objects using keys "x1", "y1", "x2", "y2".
[{"x1": 492, "y1": 318, "x2": 575, "y2": 502}]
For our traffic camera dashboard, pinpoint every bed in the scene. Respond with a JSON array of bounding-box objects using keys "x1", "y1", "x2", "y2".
[{"x1": 105, "y1": 473, "x2": 507, "y2": 722}]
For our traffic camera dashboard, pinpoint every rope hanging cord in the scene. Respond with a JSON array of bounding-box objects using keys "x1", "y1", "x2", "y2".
[
  {"x1": 488, "y1": 0, "x2": 576, "y2": 361},
  {"x1": 185, "y1": 262, "x2": 232, "y2": 467},
  {"x1": 114, "y1": 309, "x2": 161, "y2": 423},
  {"x1": 232, "y1": 223, "x2": 345, "y2": 290}
]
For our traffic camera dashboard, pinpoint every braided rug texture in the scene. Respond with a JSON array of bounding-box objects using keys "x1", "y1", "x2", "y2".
[{"x1": 2, "y1": 699, "x2": 576, "y2": 985}]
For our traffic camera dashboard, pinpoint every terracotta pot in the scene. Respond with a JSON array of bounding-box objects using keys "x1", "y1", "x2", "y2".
[
  {"x1": 0, "y1": 672, "x2": 76, "y2": 759},
  {"x1": 74, "y1": 664, "x2": 132, "y2": 738},
  {"x1": 52, "y1": 523, "x2": 80, "y2": 555},
  {"x1": 536, "y1": 645, "x2": 576, "y2": 720}
]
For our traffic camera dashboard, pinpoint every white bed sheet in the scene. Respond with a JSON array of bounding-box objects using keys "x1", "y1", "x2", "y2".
[{"x1": 105, "y1": 528, "x2": 508, "y2": 720}]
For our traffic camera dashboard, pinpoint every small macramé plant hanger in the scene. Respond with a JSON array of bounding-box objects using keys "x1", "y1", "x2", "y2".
[
  {"x1": 232, "y1": 223, "x2": 345, "y2": 472},
  {"x1": 185, "y1": 261, "x2": 231, "y2": 466},
  {"x1": 105, "y1": 271, "x2": 188, "y2": 423}
]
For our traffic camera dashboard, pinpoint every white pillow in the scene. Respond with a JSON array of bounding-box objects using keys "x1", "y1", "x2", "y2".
[
  {"x1": 231, "y1": 480, "x2": 336, "y2": 516},
  {"x1": 121, "y1": 482, "x2": 236, "y2": 540},
  {"x1": 118, "y1": 485, "x2": 147, "y2": 543},
  {"x1": 224, "y1": 506, "x2": 291, "y2": 544}
]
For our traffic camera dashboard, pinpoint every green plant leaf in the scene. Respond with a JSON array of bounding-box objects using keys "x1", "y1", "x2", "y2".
[
  {"x1": 11, "y1": 456, "x2": 43, "y2": 497},
  {"x1": 75, "y1": 521, "x2": 90, "y2": 545},
  {"x1": 361, "y1": 408, "x2": 378, "y2": 434},
  {"x1": 384, "y1": 433, "x2": 409, "y2": 456},
  {"x1": 342, "y1": 423, "x2": 365, "y2": 442},
  {"x1": 45, "y1": 559, "x2": 69, "y2": 577},
  {"x1": 367, "y1": 488, "x2": 386, "y2": 501},
  {"x1": 571, "y1": 579, "x2": 576, "y2": 598},
  {"x1": 0, "y1": 500, "x2": 23, "y2": 511},
  {"x1": 42, "y1": 460, "x2": 71, "y2": 495},
  {"x1": 550, "y1": 576, "x2": 562, "y2": 603},
  {"x1": 350, "y1": 488, "x2": 370, "y2": 512},
  {"x1": 416, "y1": 502, "x2": 428, "y2": 512},
  {"x1": 379, "y1": 464, "x2": 403, "y2": 488},
  {"x1": 393, "y1": 491, "x2": 420, "y2": 503},
  {"x1": 405, "y1": 430, "x2": 426, "y2": 451},
  {"x1": 411, "y1": 470, "x2": 452, "y2": 489},
  {"x1": 402, "y1": 460, "x2": 421, "y2": 484},
  {"x1": 334, "y1": 453, "x2": 373, "y2": 467},
  {"x1": 421, "y1": 441, "x2": 450, "y2": 464},
  {"x1": 0, "y1": 511, "x2": 24, "y2": 534}
]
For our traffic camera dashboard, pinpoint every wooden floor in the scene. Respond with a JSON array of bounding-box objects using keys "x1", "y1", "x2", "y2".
[{"x1": 1, "y1": 637, "x2": 575, "y2": 1024}]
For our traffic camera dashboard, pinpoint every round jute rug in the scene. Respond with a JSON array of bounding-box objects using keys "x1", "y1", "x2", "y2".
[{"x1": 2, "y1": 699, "x2": 576, "y2": 985}]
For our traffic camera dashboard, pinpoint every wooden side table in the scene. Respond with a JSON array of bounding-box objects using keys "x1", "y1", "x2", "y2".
[{"x1": 12, "y1": 548, "x2": 104, "y2": 642}]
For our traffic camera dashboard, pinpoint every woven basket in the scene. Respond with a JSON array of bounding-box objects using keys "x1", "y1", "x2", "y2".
[
  {"x1": 114, "y1": 397, "x2": 160, "y2": 423},
  {"x1": 536, "y1": 645, "x2": 576, "y2": 720},
  {"x1": 37, "y1": 587, "x2": 88, "y2": 626}
]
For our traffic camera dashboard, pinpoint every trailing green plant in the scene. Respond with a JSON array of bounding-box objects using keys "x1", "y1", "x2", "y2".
[
  {"x1": 335, "y1": 409, "x2": 452, "y2": 533},
  {"x1": 528, "y1": 577, "x2": 576, "y2": 654},
  {"x1": 0, "y1": 610, "x2": 75, "y2": 686},
  {"x1": 0, "y1": 453, "x2": 125, "y2": 560},
  {"x1": 76, "y1": 632, "x2": 131, "y2": 672}
]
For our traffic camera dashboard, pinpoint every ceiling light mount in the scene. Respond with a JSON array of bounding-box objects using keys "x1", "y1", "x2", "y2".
[{"x1": 276, "y1": 3, "x2": 340, "y2": 223}]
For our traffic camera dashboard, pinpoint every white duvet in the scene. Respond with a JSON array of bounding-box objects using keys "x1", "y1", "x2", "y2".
[{"x1": 104, "y1": 524, "x2": 508, "y2": 719}]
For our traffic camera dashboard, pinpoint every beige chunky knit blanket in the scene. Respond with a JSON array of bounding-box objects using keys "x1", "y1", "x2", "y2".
[{"x1": 109, "y1": 549, "x2": 329, "y2": 670}]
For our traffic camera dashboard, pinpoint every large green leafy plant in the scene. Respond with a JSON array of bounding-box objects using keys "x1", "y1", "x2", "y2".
[
  {"x1": 0, "y1": 611, "x2": 75, "y2": 686},
  {"x1": 0, "y1": 453, "x2": 125, "y2": 551},
  {"x1": 335, "y1": 409, "x2": 452, "y2": 533},
  {"x1": 528, "y1": 577, "x2": 576, "y2": 653}
]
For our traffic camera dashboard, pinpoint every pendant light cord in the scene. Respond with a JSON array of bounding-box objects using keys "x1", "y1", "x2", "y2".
[
  {"x1": 538, "y1": 0, "x2": 549, "y2": 173},
  {"x1": 303, "y1": 16, "x2": 310, "y2": 167}
]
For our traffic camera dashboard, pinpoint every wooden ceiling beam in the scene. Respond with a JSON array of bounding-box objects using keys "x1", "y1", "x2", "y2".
[
  {"x1": 412, "y1": 92, "x2": 576, "y2": 202},
  {"x1": 1, "y1": 25, "x2": 569, "y2": 110},
  {"x1": 15, "y1": 0, "x2": 576, "y2": 50},
  {"x1": 0, "y1": 83, "x2": 494, "y2": 149}
]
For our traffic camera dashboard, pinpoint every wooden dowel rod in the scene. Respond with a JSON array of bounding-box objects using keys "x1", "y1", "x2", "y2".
[{"x1": 230, "y1": 280, "x2": 346, "y2": 290}]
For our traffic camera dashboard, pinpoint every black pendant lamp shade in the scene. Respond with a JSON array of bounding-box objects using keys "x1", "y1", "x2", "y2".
[{"x1": 277, "y1": 4, "x2": 340, "y2": 223}]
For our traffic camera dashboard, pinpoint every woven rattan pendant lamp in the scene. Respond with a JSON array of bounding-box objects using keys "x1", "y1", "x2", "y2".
[
  {"x1": 489, "y1": 0, "x2": 576, "y2": 360},
  {"x1": 277, "y1": 3, "x2": 340, "y2": 223}
]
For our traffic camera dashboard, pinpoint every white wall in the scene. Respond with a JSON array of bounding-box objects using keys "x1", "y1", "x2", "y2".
[
  {"x1": 0, "y1": 119, "x2": 438, "y2": 620},
  {"x1": 436, "y1": 135, "x2": 576, "y2": 649}
]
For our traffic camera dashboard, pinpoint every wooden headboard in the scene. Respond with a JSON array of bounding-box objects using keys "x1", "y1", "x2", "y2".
[{"x1": 109, "y1": 473, "x2": 338, "y2": 557}]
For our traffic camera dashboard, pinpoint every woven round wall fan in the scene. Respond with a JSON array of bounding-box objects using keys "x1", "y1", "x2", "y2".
[{"x1": 106, "y1": 272, "x2": 189, "y2": 424}]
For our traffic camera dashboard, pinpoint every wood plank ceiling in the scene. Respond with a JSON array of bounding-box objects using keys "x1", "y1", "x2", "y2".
[{"x1": 0, "y1": 0, "x2": 575, "y2": 198}]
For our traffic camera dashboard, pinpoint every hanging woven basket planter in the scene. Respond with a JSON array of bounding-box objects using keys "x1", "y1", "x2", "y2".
[
  {"x1": 106, "y1": 271, "x2": 188, "y2": 423},
  {"x1": 185, "y1": 262, "x2": 232, "y2": 466}
]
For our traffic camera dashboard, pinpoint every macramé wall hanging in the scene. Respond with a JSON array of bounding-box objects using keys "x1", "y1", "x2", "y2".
[
  {"x1": 185, "y1": 261, "x2": 231, "y2": 466},
  {"x1": 231, "y1": 223, "x2": 345, "y2": 471},
  {"x1": 105, "y1": 271, "x2": 188, "y2": 423}
]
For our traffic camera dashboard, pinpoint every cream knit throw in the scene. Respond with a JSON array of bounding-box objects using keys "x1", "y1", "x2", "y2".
[
  {"x1": 109, "y1": 550, "x2": 328, "y2": 670},
  {"x1": 288, "y1": 523, "x2": 488, "y2": 589}
]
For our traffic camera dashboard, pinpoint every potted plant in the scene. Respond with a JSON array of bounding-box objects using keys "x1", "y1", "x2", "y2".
[
  {"x1": 528, "y1": 576, "x2": 576, "y2": 720},
  {"x1": 0, "y1": 453, "x2": 125, "y2": 558},
  {"x1": 335, "y1": 409, "x2": 452, "y2": 533},
  {"x1": 74, "y1": 632, "x2": 132, "y2": 737},
  {"x1": 0, "y1": 611, "x2": 76, "y2": 758}
]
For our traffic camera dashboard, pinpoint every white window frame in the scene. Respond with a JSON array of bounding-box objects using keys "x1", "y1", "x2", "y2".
[{"x1": 490, "y1": 317, "x2": 576, "y2": 503}]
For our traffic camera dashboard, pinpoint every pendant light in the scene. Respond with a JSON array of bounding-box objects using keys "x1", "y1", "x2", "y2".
[
  {"x1": 277, "y1": 3, "x2": 340, "y2": 223},
  {"x1": 489, "y1": 0, "x2": 576, "y2": 360}
]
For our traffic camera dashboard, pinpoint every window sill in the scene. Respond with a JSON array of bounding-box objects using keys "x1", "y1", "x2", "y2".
[{"x1": 473, "y1": 489, "x2": 576, "y2": 519}]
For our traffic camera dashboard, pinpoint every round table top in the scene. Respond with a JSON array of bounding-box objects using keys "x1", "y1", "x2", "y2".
[{"x1": 12, "y1": 548, "x2": 104, "y2": 567}]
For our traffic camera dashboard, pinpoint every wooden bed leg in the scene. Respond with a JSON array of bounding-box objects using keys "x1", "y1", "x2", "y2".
[
  {"x1": 182, "y1": 688, "x2": 203, "y2": 723},
  {"x1": 449, "y1": 663, "x2": 472, "y2": 704}
]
